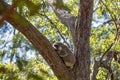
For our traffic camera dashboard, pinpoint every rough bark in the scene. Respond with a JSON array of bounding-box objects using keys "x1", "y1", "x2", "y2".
[
  {"x1": 0, "y1": 1, "x2": 75, "y2": 80},
  {"x1": 74, "y1": 0, "x2": 94, "y2": 80}
]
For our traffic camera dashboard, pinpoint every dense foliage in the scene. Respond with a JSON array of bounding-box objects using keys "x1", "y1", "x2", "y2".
[{"x1": 0, "y1": 0, "x2": 120, "y2": 80}]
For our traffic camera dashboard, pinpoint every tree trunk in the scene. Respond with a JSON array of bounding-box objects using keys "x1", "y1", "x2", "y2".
[
  {"x1": 0, "y1": 0, "x2": 94, "y2": 80},
  {"x1": 74, "y1": 0, "x2": 94, "y2": 80}
]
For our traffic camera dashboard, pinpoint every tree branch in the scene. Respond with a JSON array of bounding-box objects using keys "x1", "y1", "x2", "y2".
[
  {"x1": 47, "y1": 0, "x2": 76, "y2": 36},
  {"x1": 0, "y1": 1, "x2": 75, "y2": 80},
  {"x1": 91, "y1": 1, "x2": 120, "y2": 79},
  {"x1": 40, "y1": 12, "x2": 70, "y2": 48},
  {"x1": 100, "y1": 61, "x2": 114, "y2": 80},
  {"x1": 99, "y1": 26, "x2": 118, "y2": 62},
  {"x1": 90, "y1": 60, "x2": 100, "y2": 80},
  {"x1": 0, "y1": 1, "x2": 16, "y2": 27},
  {"x1": 91, "y1": 51, "x2": 118, "y2": 80},
  {"x1": 100, "y1": 0, "x2": 118, "y2": 28},
  {"x1": 97, "y1": 19, "x2": 113, "y2": 27}
]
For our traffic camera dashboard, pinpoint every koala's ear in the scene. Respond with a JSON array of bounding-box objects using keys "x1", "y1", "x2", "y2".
[
  {"x1": 53, "y1": 43, "x2": 57, "y2": 49},
  {"x1": 63, "y1": 43, "x2": 68, "y2": 47}
]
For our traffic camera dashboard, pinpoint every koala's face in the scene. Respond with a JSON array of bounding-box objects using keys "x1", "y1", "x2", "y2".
[
  {"x1": 53, "y1": 42, "x2": 63, "y2": 51},
  {"x1": 53, "y1": 42, "x2": 69, "y2": 57}
]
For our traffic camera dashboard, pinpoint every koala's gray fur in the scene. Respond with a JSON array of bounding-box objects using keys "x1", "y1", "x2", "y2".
[{"x1": 53, "y1": 42, "x2": 76, "y2": 69}]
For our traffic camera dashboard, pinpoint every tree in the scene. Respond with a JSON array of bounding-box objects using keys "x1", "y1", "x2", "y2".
[{"x1": 0, "y1": 0, "x2": 119, "y2": 80}]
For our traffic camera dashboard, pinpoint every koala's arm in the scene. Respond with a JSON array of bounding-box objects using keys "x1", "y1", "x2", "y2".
[{"x1": 62, "y1": 50, "x2": 76, "y2": 69}]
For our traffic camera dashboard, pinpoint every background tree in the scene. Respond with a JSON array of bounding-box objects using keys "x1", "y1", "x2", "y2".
[{"x1": 0, "y1": 0, "x2": 120, "y2": 80}]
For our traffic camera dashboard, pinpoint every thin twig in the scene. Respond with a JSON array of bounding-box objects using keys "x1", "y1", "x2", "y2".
[
  {"x1": 100, "y1": 0, "x2": 117, "y2": 28},
  {"x1": 99, "y1": 0, "x2": 119, "y2": 62},
  {"x1": 98, "y1": 19, "x2": 113, "y2": 27},
  {"x1": 41, "y1": 0, "x2": 70, "y2": 48}
]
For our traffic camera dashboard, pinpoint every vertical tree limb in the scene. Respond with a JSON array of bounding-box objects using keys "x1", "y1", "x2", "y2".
[{"x1": 74, "y1": 0, "x2": 94, "y2": 80}]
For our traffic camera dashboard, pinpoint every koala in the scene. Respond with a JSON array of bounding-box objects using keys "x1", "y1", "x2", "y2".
[{"x1": 53, "y1": 42, "x2": 76, "y2": 69}]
